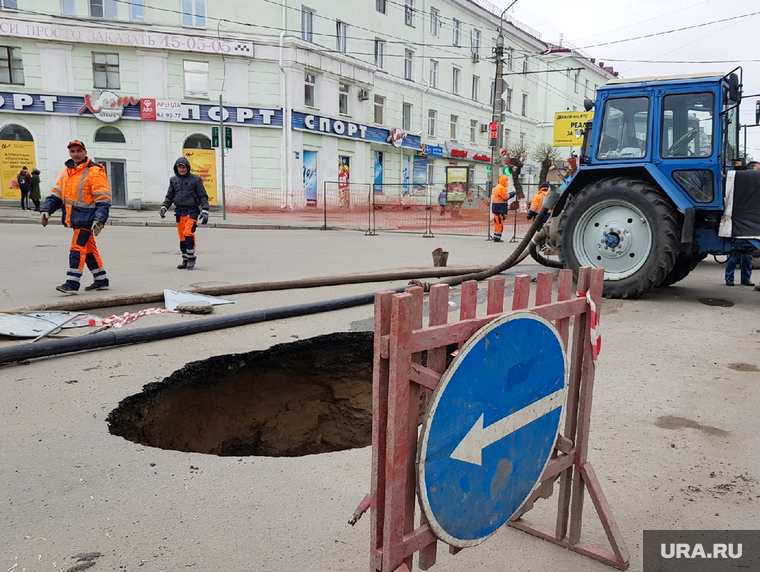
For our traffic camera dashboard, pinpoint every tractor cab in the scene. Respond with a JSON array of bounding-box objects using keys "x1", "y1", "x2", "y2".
[{"x1": 549, "y1": 69, "x2": 760, "y2": 298}]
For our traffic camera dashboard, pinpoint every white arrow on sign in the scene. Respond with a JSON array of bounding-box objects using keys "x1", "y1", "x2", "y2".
[{"x1": 450, "y1": 388, "x2": 566, "y2": 466}]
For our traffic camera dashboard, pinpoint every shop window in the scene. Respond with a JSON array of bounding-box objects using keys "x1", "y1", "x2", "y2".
[
  {"x1": 184, "y1": 134, "x2": 212, "y2": 149},
  {"x1": 184, "y1": 60, "x2": 209, "y2": 98},
  {"x1": 90, "y1": 0, "x2": 117, "y2": 19},
  {"x1": 304, "y1": 72, "x2": 316, "y2": 107},
  {"x1": 0, "y1": 124, "x2": 33, "y2": 141},
  {"x1": 0, "y1": 46, "x2": 24, "y2": 85},
  {"x1": 181, "y1": 0, "x2": 206, "y2": 28},
  {"x1": 95, "y1": 126, "x2": 126, "y2": 144},
  {"x1": 92, "y1": 52, "x2": 120, "y2": 89}
]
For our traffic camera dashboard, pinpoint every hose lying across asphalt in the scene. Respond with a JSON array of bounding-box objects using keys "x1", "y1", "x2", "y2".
[{"x1": 0, "y1": 207, "x2": 551, "y2": 365}]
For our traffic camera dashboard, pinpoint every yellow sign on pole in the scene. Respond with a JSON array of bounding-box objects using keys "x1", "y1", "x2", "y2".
[
  {"x1": 182, "y1": 148, "x2": 218, "y2": 205},
  {"x1": 0, "y1": 141, "x2": 37, "y2": 200},
  {"x1": 553, "y1": 111, "x2": 593, "y2": 147}
]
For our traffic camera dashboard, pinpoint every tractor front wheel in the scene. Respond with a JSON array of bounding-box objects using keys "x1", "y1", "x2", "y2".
[{"x1": 557, "y1": 177, "x2": 680, "y2": 299}]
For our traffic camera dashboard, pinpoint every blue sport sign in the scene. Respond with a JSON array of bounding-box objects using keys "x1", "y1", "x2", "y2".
[{"x1": 417, "y1": 312, "x2": 567, "y2": 547}]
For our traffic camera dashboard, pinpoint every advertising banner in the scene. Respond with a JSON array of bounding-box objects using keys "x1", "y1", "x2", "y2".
[
  {"x1": 0, "y1": 141, "x2": 36, "y2": 200},
  {"x1": 413, "y1": 155, "x2": 427, "y2": 195},
  {"x1": 338, "y1": 155, "x2": 350, "y2": 207},
  {"x1": 373, "y1": 151, "x2": 383, "y2": 192},
  {"x1": 303, "y1": 150, "x2": 317, "y2": 206},
  {"x1": 445, "y1": 165, "x2": 469, "y2": 203},
  {"x1": 182, "y1": 148, "x2": 217, "y2": 205},
  {"x1": 553, "y1": 111, "x2": 593, "y2": 147}
]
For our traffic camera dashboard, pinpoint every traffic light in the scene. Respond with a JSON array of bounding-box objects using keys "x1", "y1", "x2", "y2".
[
  {"x1": 225, "y1": 127, "x2": 232, "y2": 149},
  {"x1": 756, "y1": 100, "x2": 760, "y2": 125},
  {"x1": 503, "y1": 165, "x2": 511, "y2": 176},
  {"x1": 488, "y1": 121, "x2": 498, "y2": 147},
  {"x1": 211, "y1": 126, "x2": 219, "y2": 148}
]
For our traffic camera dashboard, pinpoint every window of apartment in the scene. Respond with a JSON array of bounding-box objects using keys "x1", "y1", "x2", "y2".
[
  {"x1": 519, "y1": 132, "x2": 525, "y2": 147},
  {"x1": 374, "y1": 94, "x2": 385, "y2": 124},
  {"x1": 404, "y1": 0, "x2": 414, "y2": 26},
  {"x1": 183, "y1": 60, "x2": 208, "y2": 98},
  {"x1": 402, "y1": 103, "x2": 412, "y2": 131},
  {"x1": 521, "y1": 93, "x2": 528, "y2": 116},
  {"x1": 339, "y1": 82, "x2": 349, "y2": 115},
  {"x1": 427, "y1": 163, "x2": 434, "y2": 186},
  {"x1": 471, "y1": 75, "x2": 479, "y2": 101},
  {"x1": 336, "y1": 21, "x2": 347, "y2": 53},
  {"x1": 0, "y1": 46, "x2": 23, "y2": 84},
  {"x1": 374, "y1": 39, "x2": 385, "y2": 69},
  {"x1": 428, "y1": 109, "x2": 437, "y2": 137},
  {"x1": 452, "y1": 19, "x2": 460, "y2": 46},
  {"x1": 450, "y1": 114, "x2": 458, "y2": 140},
  {"x1": 470, "y1": 119, "x2": 477, "y2": 143},
  {"x1": 574, "y1": 70, "x2": 581, "y2": 93},
  {"x1": 404, "y1": 49, "x2": 414, "y2": 81},
  {"x1": 0, "y1": 0, "x2": 17, "y2": 8},
  {"x1": 430, "y1": 7, "x2": 439, "y2": 36},
  {"x1": 503, "y1": 128, "x2": 511, "y2": 149},
  {"x1": 181, "y1": 0, "x2": 206, "y2": 28},
  {"x1": 506, "y1": 47, "x2": 513, "y2": 70},
  {"x1": 304, "y1": 72, "x2": 316, "y2": 107},
  {"x1": 61, "y1": 0, "x2": 75, "y2": 14},
  {"x1": 452, "y1": 67, "x2": 460, "y2": 95},
  {"x1": 131, "y1": 0, "x2": 144, "y2": 20},
  {"x1": 584, "y1": 79, "x2": 589, "y2": 98},
  {"x1": 90, "y1": 0, "x2": 117, "y2": 19},
  {"x1": 429, "y1": 59, "x2": 438, "y2": 88},
  {"x1": 92, "y1": 52, "x2": 120, "y2": 89},
  {"x1": 506, "y1": 87, "x2": 512, "y2": 112},
  {"x1": 490, "y1": 80, "x2": 494, "y2": 106},
  {"x1": 302, "y1": 7, "x2": 315, "y2": 42},
  {"x1": 376, "y1": 0, "x2": 386, "y2": 14},
  {"x1": 471, "y1": 29, "x2": 481, "y2": 56},
  {"x1": 522, "y1": 56, "x2": 528, "y2": 73}
]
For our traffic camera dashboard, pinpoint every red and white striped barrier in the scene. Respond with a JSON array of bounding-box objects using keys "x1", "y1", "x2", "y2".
[{"x1": 87, "y1": 307, "x2": 177, "y2": 329}]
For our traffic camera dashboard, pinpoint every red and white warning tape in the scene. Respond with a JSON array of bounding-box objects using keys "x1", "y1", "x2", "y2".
[
  {"x1": 579, "y1": 290, "x2": 601, "y2": 362},
  {"x1": 88, "y1": 307, "x2": 176, "y2": 329}
]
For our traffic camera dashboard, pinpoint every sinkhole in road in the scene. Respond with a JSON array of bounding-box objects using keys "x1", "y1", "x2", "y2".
[{"x1": 107, "y1": 332, "x2": 375, "y2": 457}]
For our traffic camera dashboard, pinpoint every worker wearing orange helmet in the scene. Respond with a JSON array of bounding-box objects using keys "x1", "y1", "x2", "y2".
[{"x1": 491, "y1": 174, "x2": 516, "y2": 243}]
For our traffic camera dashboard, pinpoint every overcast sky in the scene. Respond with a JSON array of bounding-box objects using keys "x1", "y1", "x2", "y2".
[{"x1": 497, "y1": 0, "x2": 760, "y2": 157}]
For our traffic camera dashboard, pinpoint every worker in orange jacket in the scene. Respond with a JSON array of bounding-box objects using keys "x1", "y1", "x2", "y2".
[
  {"x1": 40, "y1": 140, "x2": 112, "y2": 294},
  {"x1": 527, "y1": 181, "x2": 550, "y2": 222},
  {"x1": 491, "y1": 174, "x2": 516, "y2": 242}
]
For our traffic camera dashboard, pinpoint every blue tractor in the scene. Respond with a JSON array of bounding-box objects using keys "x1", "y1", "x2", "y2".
[{"x1": 548, "y1": 69, "x2": 760, "y2": 298}]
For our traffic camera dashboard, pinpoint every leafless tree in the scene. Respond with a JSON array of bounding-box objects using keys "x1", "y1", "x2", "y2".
[{"x1": 531, "y1": 143, "x2": 563, "y2": 185}]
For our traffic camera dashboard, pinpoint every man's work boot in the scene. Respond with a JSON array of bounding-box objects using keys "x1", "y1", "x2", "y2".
[
  {"x1": 177, "y1": 258, "x2": 188, "y2": 269},
  {"x1": 186, "y1": 258, "x2": 196, "y2": 270},
  {"x1": 84, "y1": 280, "x2": 110, "y2": 291},
  {"x1": 55, "y1": 283, "x2": 78, "y2": 295}
]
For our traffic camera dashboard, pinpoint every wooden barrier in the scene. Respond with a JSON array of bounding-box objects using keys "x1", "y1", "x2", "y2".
[{"x1": 368, "y1": 267, "x2": 629, "y2": 571}]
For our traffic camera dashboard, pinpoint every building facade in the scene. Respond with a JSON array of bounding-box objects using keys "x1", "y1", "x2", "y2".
[{"x1": 0, "y1": 0, "x2": 613, "y2": 208}]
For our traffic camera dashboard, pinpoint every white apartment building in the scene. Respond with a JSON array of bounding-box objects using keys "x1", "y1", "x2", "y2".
[{"x1": 0, "y1": 0, "x2": 614, "y2": 208}]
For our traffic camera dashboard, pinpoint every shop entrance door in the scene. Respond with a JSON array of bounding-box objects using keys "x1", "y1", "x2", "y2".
[{"x1": 96, "y1": 159, "x2": 127, "y2": 207}]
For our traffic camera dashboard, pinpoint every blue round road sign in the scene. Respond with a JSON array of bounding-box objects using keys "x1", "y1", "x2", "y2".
[{"x1": 417, "y1": 312, "x2": 567, "y2": 547}]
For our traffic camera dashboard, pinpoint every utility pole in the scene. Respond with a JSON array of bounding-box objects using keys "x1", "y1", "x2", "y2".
[
  {"x1": 218, "y1": 94, "x2": 227, "y2": 220},
  {"x1": 489, "y1": 34, "x2": 504, "y2": 191}
]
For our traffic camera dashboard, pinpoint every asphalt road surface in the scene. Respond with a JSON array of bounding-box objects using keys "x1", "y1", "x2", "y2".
[{"x1": 1, "y1": 219, "x2": 759, "y2": 572}]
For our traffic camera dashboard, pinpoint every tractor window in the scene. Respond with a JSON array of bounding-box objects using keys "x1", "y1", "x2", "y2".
[
  {"x1": 596, "y1": 96, "x2": 649, "y2": 160},
  {"x1": 661, "y1": 92, "x2": 714, "y2": 158}
]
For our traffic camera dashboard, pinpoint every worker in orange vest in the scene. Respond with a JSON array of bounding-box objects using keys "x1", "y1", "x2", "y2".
[
  {"x1": 491, "y1": 174, "x2": 516, "y2": 242},
  {"x1": 527, "y1": 181, "x2": 550, "y2": 222}
]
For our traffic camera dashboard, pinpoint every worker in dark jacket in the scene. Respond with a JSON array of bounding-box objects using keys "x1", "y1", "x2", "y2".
[
  {"x1": 160, "y1": 157, "x2": 210, "y2": 269},
  {"x1": 40, "y1": 140, "x2": 112, "y2": 294}
]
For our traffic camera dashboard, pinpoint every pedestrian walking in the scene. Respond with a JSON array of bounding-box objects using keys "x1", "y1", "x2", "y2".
[
  {"x1": 29, "y1": 168, "x2": 41, "y2": 211},
  {"x1": 724, "y1": 239, "x2": 754, "y2": 287},
  {"x1": 438, "y1": 187, "x2": 447, "y2": 216},
  {"x1": 40, "y1": 140, "x2": 112, "y2": 294},
  {"x1": 17, "y1": 166, "x2": 32, "y2": 210},
  {"x1": 160, "y1": 157, "x2": 210, "y2": 269}
]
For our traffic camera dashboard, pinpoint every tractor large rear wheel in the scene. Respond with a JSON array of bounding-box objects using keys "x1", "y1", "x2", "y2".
[
  {"x1": 657, "y1": 251, "x2": 702, "y2": 288},
  {"x1": 557, "y1": 177, "x2": 680, "y2": 299}
]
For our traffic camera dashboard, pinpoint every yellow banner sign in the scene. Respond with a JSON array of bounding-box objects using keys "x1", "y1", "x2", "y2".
[
  {"x1": 553, "y1": 111, "x2": 593, "y2": 147},
  {"x1": 0, "y1": 141, "x2": 37, "y2": 200},
  {"x1": 182, "y1": 148, "x2": 218, "y2": 205}
]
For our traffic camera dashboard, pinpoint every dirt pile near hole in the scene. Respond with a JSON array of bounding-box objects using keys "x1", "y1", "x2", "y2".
[{"x1": 107, "y1": 332, "x2": 374, "y2": 457}]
